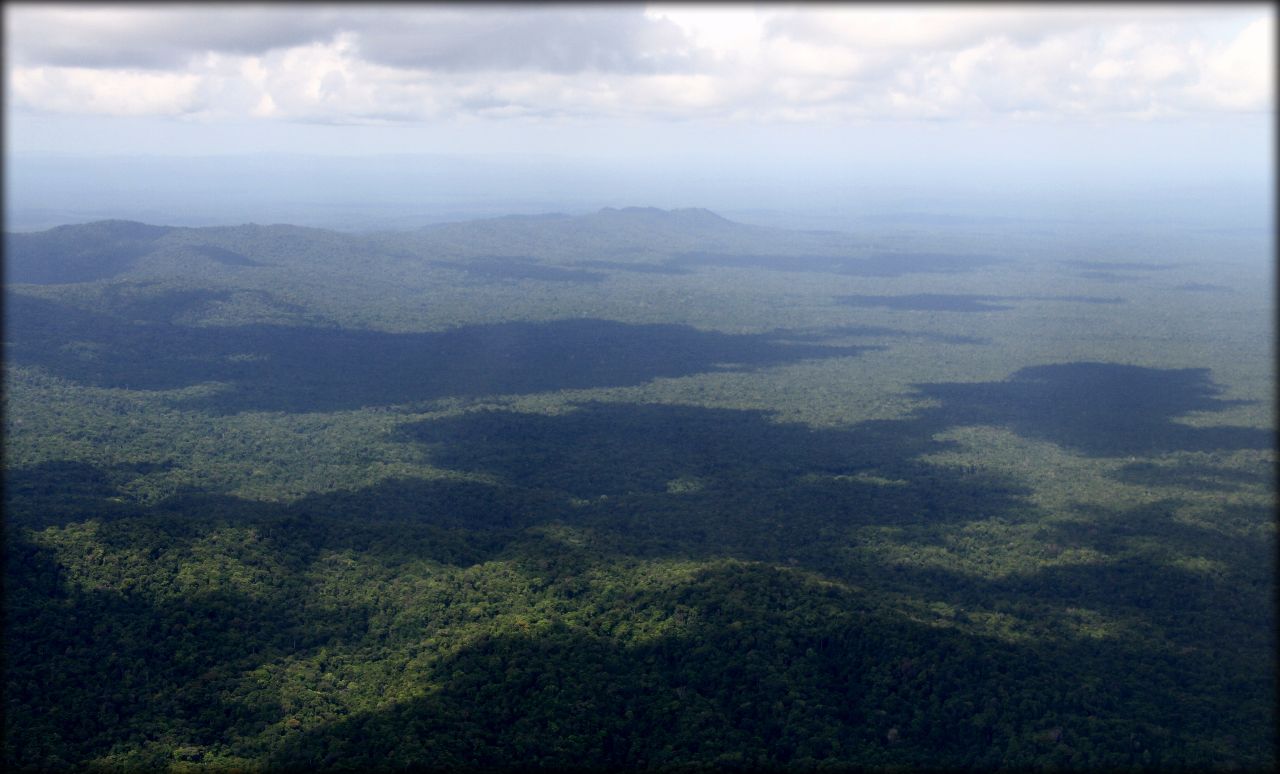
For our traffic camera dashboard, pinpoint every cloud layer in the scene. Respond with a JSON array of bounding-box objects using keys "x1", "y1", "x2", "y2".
[{"x1": 6, "y1": 4, "x2": 1273, "y2": 124}]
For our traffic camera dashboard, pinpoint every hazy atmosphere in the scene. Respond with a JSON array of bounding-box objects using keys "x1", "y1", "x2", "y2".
[
  {"x1": 5, "y1": 3, "x2": 1274, "y2": 229},
  {"x1": 4, "y1": 4, "x2": 1276, "y2": 771}
]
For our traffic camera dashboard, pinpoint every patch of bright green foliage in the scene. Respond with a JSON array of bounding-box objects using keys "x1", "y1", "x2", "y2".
[{"x1": 4, "y1": 211, "x2": 1274, "y2": 770}]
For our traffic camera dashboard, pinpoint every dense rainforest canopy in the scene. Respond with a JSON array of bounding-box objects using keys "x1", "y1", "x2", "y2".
[{"x1": 4, "y1": 208, "x2": 1275, "y2": 770}]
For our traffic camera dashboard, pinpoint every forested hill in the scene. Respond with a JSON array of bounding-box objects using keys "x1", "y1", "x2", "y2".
[
  {"x1": 4, "y1": 207, "x2": 842, "y2": 287},
  {"x1": 2, "y1": 207, "x2": 885, "y2": 333},
  {"x1": 3, "y1": 207, "x2": 1275, "y2": 770},
  {"x1": 5, "y1": 220, "x2": 176, "y2": 284},
  {"x1": 5, "y1": 219, "x2": 365, "y2": 286}
]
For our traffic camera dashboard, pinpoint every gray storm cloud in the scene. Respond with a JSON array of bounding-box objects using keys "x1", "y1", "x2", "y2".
[
  {"x1": 8, "y1": 5, "x2": 704, "y2": 74},
  {"x1": 347, "y1": 8, "x2": 702, "y2": 73},
  {"x1": 7, "y1": 6, "x2": 345, "y2": 69}
]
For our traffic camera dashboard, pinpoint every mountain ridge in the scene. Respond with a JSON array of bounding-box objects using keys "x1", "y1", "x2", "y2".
[
  {"x1": 8, "y1": 205, "x2": 739, "y2": 236},
  {"x1": 5, "y1": 207, "x2": 862, "y2": 286}
]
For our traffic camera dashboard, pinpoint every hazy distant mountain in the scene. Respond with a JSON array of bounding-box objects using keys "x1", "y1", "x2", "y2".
[
  {"x1": 4, "y1": 220, "x2": 377, "y2": 286},
  {"x1": 4, "y1": 220, "x2": 174, "y2": 284},
  {"x1": 3, "y1": 199, "x2": 1274, "y2": 773},
  {"x1": 3, "y1": 208, "x2": 870, "y2": 288}
]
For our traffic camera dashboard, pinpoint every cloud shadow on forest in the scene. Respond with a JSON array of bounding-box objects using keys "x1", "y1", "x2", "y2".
[
  {"x1": 1070, "y1": 271, "x2": 1146, "y2": 284},
  {"x1": 1110, "y1": 461, "x2": 1273, "y2": 492},
  {"x1": 669, "y1": 251, "x2": 1006, "y2": 277},
  {"x1": 838, "y1": 294, "x2": 1124, "y2": 313},
  {"x1": 5, "y1": 291, "x2": 878, "y2": 414},
  {"x1": 909, "y1": 362, "x2": 1273, "y2": 457},
  {"x1": 574, "y1": 260, "x2": 694, "y2": 275},
  {"x1": 4, "y1": 221, "x2": 173, "y2": 284},
  {"x1": 386, "y1": 361, "x2": 1268, "y2": 567},
  {"x1": 1173, "y1": 282, "x2": 1231, "y2": 293},
  {"x1": 260, "y1": 554, "x2": 1249, "y2": 771},
  {"x1": 1061, "y1": 260, "x2": 1181, "y2": 272},
  {"x1": 8, "y1": 353, "x2": 1273, "y2": 766},
  {"x1": 10, "y1": 359, "x2": 1261, "y2": 569},
  {"x1": 12, "y1": 486, "x2": 1247, "y2": 771},
  {"x1": 4, "y1": 518, "x2": 376, "y2": 768}
]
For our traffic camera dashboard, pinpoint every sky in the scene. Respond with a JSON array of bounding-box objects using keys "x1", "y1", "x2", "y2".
[{"x1": 3, "y1": 3, "x2": 1275, "y2": 228}]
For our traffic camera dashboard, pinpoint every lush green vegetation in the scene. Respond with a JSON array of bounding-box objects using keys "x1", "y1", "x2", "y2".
[{"x1": 4, "y1": 208, "x2": 1275, "y2": 770}]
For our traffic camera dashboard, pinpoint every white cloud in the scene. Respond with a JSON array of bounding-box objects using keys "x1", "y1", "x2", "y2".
[
  {"x1": 644, "y1": 5, "x2": 764, "y2": 59},
  {"x1": 4, "y1": 4, "x2": 1273, "y2": 125},
  {"x1": 1194, "y1": 13, "x2": 1275, "y2": 110},
  {"x1": 9, "y1": 66, "x2": 203, "y2": 116}
]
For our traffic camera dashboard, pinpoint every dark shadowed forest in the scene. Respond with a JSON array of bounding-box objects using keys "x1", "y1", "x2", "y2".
[{"x1": 4, "y1": 208, "x2": 1275, "y2": 771}]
